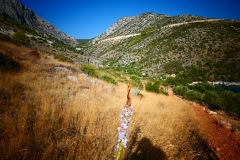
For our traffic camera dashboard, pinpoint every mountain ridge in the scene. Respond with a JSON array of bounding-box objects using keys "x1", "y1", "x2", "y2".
[{"x1": 0, "y1": 0, "x2": 77, "y2": 46}]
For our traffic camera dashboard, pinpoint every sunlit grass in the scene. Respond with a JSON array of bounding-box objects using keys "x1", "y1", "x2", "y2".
[{"x1": 0, "y1": 41, "x2": 212, "y2": 159}]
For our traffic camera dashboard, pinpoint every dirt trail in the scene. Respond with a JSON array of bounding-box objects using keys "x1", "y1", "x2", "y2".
[
  {"x1": 161, "y1": 19, "x2": 220, "y2": 29},
  {"x1": 168, "y1": 87, "x2": 240, "y2": 159},
  {"x1": 193, "y1": 104, "x2": 240, "y2": 160},
  {"x1": 99, "y1": 19, "x2": 221, "y2": 43}
]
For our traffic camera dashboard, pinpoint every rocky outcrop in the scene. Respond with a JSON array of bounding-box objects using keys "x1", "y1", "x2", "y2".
[{"x1": 0, "y1": 0, "x2": 77, "y2": 46}]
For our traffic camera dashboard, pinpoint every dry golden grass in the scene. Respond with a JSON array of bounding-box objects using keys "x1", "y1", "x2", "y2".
[{"x1": 0, "y1": 42, "x2": 212, "y2": 160}]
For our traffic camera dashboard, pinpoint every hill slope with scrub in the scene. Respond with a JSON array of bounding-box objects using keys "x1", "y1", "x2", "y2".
[
  {"x1": 0, "y1": 4, "x2": 240, "y2": 159},
  {"x1": 84, "y1": 13, "x2": 240, "y2": 82},
  {"x1": 1, "y1": 39, "x2": 240, "y2": 159}
]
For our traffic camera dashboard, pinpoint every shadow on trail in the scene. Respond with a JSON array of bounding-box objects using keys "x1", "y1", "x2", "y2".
[
  {"x1": 128, "y1": 137, "x2": 167, "y2": 160},
  {"x1": 124, "y1": 127, "x2": 167, "y2": 160}
]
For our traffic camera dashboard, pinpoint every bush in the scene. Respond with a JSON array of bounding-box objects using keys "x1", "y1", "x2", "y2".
[
  {"x1": 218, "y1": 91, "x2": 240, "y2": 115},
  {"x1": 159, "y1": 89, "x2": 169, "y2": 96},
  {"x1": 12, "y1": 30, "x2": 30, "y2": 46},
  {"x1": 203, "y1": 91, "x2": 221, "y2": 110},
  {"x1": 174, "y1": 85, "x2": 240, "y2": 115},
  {"x1": 145, "y1": 81, "x2": 168, "y2": 95},
  {"x1": 173, "y1": 85, "x2": 203, "y2": 102},
  {"x1": 145, "y1": 82, "x2": 160, "y2": 93},
  {"x1": 185, "y1": 90, "x2": 203, "y2": 102},
  {"x1": 173, "y1": 86, "x2": 189, "y2": 95},
  {"x1": 81, "y1": 64, "x2": 98, "y2": 77},
  {"x1": 101, "y1": 75, "x2": 117, "y2": 85}
]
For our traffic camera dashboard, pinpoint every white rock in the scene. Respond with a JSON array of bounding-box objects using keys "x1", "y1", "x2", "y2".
[
  {"x1": 66, "y1": 75, "x2": 78, "y2": 83},
  {"x1": 54, "y1": 67, "x2": 69, "y2": 72},
  {"x1": 76, "y1": 47, "x2": 82, "y2": 51},
  {"x1": 81, "y1": 73, "x2": 89, "y2": 78},
  {"x1": 47, "y1": 40, "x2": 53, "y2": 44},
  {"x1": 209, "y1": 111, "x2": 217, "y2": 115}
]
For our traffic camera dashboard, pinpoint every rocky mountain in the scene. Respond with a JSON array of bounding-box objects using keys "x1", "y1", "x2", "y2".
[
  {"x1": 0, "y1": 0, "x2": 77, "y2": 46},
  {"x1": 84, "y1": 13, "x2": 240, "y2": 82},
  {"x1": 93, "y1": 13, "x2": 206, "y2": 42}
]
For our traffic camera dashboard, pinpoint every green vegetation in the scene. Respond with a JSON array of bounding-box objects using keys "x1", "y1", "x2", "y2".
[
  {"x1": 173, "y1": 86, "x2": 204, "y2": 102},
  {"x1": 12, "y1": 30, "x2": 30, "y2": 46},
  {"x1": 173, "y1": 83, "x2": 240, "y2": 116},
  {"x1": 81, "y1": 64, "x2": 98, "y2": 78},
  {"x1": 85, "y1": 19, "x2": 240, "y2": 82},
  {"x1": 128, "y1": 28, "x2": 154, "y2": 47},
  {"x1": 163, "y1": 61, "x2": 184, "y2": 73},
  {"x1": 128, "y1": 36, "x2": 143, "y2": 47},
  {"x1": 0, "y1": 15, "x2": 38, "y2": 36},
  {"x1": 77, "y1": 39, "x2": 91, "y2": 46},
  {"x1": 145, "y1": 81, "x2": 168, "y2": 96},
  {"x1": 81, "y1": 64, "x2": 119, "y2": 85},
  {"x1": 0, "y1": 53, "x2": 21, "y2": 72},
  {"x1": 101, "y1": 75, "x2": 117, "y2": 85}
]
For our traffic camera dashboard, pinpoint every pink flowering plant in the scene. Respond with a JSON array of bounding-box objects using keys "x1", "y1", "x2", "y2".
[{"x1": 115, "y1": 85, "x2": 133, "y2": 160}]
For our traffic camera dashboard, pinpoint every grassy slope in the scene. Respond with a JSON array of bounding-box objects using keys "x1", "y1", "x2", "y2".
[{"x1": 0, "y1": 41, "x2": 214, "y2": 159}]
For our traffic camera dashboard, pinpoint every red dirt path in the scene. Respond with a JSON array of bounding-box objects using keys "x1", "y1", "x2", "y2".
[{"x1": 193, "y1": 105, "x2": 240, "y2": 160}]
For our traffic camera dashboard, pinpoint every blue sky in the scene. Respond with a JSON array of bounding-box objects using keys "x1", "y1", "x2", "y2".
[{"x1": 18, "y1": 0, "x2": 240, "y2": 39}]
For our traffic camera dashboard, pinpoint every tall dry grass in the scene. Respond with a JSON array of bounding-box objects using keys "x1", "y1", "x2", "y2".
[{"x1": 0, "y1": 42, "x2": 212, "y2": 159}]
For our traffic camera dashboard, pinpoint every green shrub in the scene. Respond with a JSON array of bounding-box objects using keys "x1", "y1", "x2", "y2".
[
  {"x1": 145, "y1": 82, "x2": 159, "y2": 93},
  {"x1": 203, "y1": 91, "x2": 221, "y2": 110},
  {"x1": 81, "y1": 64, "x2": 98, "y2": 77},
  {"x1": 218, "y1": 91, "x2": 240, "y2": 115},
  {"x1": 130, "y1": 75, "x2": 139, "y2": 81},
  {"x1": 159, "y1": 89, "x2": 169, "y2": 96},
  {"x1": 12, "y1": 30, "x2": 30, "y2": 46},
  {"x1": 189, "y1": 83, "x2": 207, "y2": 93},
  {"x1": 101, "y1": 75, "x2": 117, "y2": 85},
  {"x1": 145, "y1": 81, "x2": 169, "y2": 95},
  {"x1": 173, "y1": 85, "x2": 203, "y2": 102},
  {"x1": 129, "y1": 36, "x2": 142, "y2": 47},
  {"x1": 185, "y1": 90, "x2": 203, "y2": 102},
  {"x1": 173, "y1": 86, "x2": 189, "y2": 95},
  {"x1": 174, "y1": 85, "x2": 240, "y2": 115}
]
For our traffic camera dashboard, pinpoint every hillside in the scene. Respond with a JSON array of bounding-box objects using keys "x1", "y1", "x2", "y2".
[
  {"x1": 1, "y1": 38, "x2": 240, "y2": 159},
  {"x1": 0, "y1": 4, "x2": 240, "y2": 160},
  {"x1": 84, "y1": 13, "x2": 240, "y2": 82},
  {"x1": 0, "y1": 0, "x2": 77, "y2": 46},
  {"x1": 0, "y1": 14, "x2": 94, "y2": 66}
]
